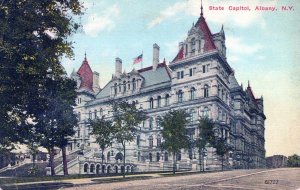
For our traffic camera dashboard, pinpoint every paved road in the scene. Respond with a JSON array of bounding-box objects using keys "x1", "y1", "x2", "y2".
[{"x1": 63, "y1": 168, "x2": 300, "y2": 190}]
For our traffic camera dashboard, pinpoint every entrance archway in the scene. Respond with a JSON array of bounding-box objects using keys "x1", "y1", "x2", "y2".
[{"x1": 96, "y1": 164, "x2": 100, "y2": 174}]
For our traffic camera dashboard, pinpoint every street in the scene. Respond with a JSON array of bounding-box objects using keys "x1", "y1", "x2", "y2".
[{"x1": 63, "y1": 168, "x2": 300, "y2": 190}]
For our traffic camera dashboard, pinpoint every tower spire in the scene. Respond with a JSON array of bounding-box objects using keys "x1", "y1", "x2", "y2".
[{"x1": 200, "y1": 0, "x2": 203, "y2": 17}]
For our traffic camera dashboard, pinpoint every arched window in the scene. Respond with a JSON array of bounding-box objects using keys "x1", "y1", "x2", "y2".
[
  {"x1": 204, "y1": 85, "x2": 209, "y2": 98},
  {"x1": 138, "y1": 152, "x2": 141, "y2": 161},
  {"x1": 157, "y1": 96, "x2": 161, "y2": 108},
  {"x1": 164, "y1": 152, "x2": 169, "y2": 161},
  {"x1": 84, "y1": 163, "x2": 88, "y2": 173},
  {"x1": 149, "y1": 117, "x2": 153, "y2": 129},
  {"x1": 177, "y1": 152, "x2": 181, "y2": 161},
  {"x1": 132, "y1": 78, "x2": 136, "y2": 90},
  {"x1": 157, "y1": 136, "x2": 161, "y2": 147},
  {"x1": 191, "y1": 38, "x2": 196, "y2": 53},
  {"x1": 156, "y1": 116, "x2": 161, "y2": 129},
  {"x1": 137, "y1": 135, "x2": 140, "y2": 147},
  {"x1": 114, "y1": 83, "x2": 117, "y2": 95},
  {"x1": 90, "y1": 164, "x2": 95, "y2": 173},
  {"x1": 78, "y1": 112, "x2": 81, "y2": 122},
  {"x1": 123, "y1": 81, "x2": 126, "y2": 92},
  {"x1": 94, "y1": 110, "x2": 97, "y2": 119},
  {"x1": 149, "y1": 153, "x2": 153, "y2": 162},
  {"x1": 203, "y1": 107, "x2": 209, "y2": 117},
  {"x1": 177, "y1": 90, "x2": 183, "y2": 103},
  {"x1": 100, "y1": 108, "x2": 103, "y2": 116},
  {"x1": 149, "y1": 97, "x2": 154, "y2": 109},
  {"x1": 89, "y1": 111, "x2": 92, "y2": 119},
  {"x1": 222, "y1": 89, "x2": 224, "y2": 100},
  {"x1": 149, "y1": 136, "x2": 153, "y2": 148},
  {"x1": 107, "y1": 152, "x2": 110, "y2": 161},
  {"x1": 156, "y1": 152, "x2": 160, "y2": 162},
  {"x1": 190, "y1": 109, "x2": 196, "y2": 123},
  {"x1": 198, "y1": 40, "x2": 201, "y2": 52},
  {"x1": 165, "y1": 94, "x2": 170, "y2": 106},
  {"x1": 190, "y1": 87, "x2": 195, "y2": 100}
]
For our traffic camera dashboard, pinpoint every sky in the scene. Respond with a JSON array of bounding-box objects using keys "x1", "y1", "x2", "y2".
[{"x1": 62, "y1": 0, "x2": 300, "y2": 157}]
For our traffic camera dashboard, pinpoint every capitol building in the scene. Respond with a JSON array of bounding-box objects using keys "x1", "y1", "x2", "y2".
[{"x1": 65, "y1": 6, "x2": 266, "y2": 175}]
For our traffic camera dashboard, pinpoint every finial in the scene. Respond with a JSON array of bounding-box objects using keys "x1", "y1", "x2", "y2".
[
  {"x1": 248, "y1": 80, "x2": 250, "y2": 87},
  {"x1": 84, "y1": 51, "x2": 87, "y2": 61},
  {"x1": 200, "y1": 0, "x2": 203, "y2": 17}
]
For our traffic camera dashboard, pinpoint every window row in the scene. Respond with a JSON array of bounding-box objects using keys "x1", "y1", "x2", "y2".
[
  {"x1": 176, "y1": 64, "x2": 210, "y2": 80},
  {"x1": 177, "y1": 85, "x2": 209, "y2": 103},
  {"x1": 113, "y1": 78, "x2": 137, "y2": 95},
  {"x1": 149, "y1": 94, "x2": 170, "y2": 109}
]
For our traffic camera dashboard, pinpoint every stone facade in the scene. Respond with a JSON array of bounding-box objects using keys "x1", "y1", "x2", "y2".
[{"x1": 68, "y1": 8, "x2": 266, "y2": 174}]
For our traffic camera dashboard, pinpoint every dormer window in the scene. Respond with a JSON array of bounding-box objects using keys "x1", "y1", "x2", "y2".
[
  {"x1": 165, "y1": 94, "x2": 170, "y2": 106},
  {"x1": 150, "y1": 97, "x2": 154, "y2": 109},
  {"x1": 132, "y1": 78, "x2": 136, "y2": 90},
  {"x1": 178, "y1": 90, "x2": 183, "y2": 103},
  {"x1": 157, "y1": 96, "x2": 161, "y2": 108},
  {"x1": 114, "y1": 83, "x2": 117, "y2": 95},
  {"x1": 123, "y1": 81, "x2": 126, "y2": 92},
  {"x1": 191, "y1": 38, "x2": 196, "y2": 54}
]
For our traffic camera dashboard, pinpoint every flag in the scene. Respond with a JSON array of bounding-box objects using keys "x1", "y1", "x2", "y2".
[{"x1": 133, "y1": 54, "x2": 143, "y2": 64}]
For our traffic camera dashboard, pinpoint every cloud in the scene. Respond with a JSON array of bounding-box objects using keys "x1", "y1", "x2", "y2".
[
  {"x1": 147, "y1": 1, "x2": 187, "y2": 28},
  {"x1": 227, "y1": 36, "x2": 263, "y2": 55},
  {"x1": 83, "y1": 4, "x2": 120, "y2": 37},
  {"x1": 148, "y1": 0, "x2": 277, "y2": 29}
]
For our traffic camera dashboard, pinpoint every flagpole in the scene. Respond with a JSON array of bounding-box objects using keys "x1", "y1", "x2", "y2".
[{"x1": 141, "y1": 51, "x2": 143, "y2": 69}]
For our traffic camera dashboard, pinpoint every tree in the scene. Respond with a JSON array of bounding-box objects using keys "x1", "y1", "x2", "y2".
[
  {"x1": 214, "y1": 136, "x2": 232, "y2": 171},
  {"x1": 111, "y1": 101, "x2": 146, "y2": 178},
  {"x1": 35, "y1": 76, "x2": 78, "y2": 176},
  {"x1": 90, "y1": 116, "x2": 114, "y2": 168},
  {"x1": 160, "y1": 109, "x2": 189, "y2": 175},
  {"x1": 0, "y1": 0, "x2": 83, "y2": 152},
  {"x1": 196, "y1": 116, "x2": 215, "y2": 171},
  {"x1": 287, "y1": 154, "x2": 300, "y2": 167}
]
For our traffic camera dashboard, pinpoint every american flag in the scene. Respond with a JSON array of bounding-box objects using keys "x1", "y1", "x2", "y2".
[{"x1": 133, "y1": 54, "x2": 143, "y2": 64}]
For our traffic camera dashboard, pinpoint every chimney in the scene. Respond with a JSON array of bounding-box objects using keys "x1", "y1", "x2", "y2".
[
  {"x1": 179, "y1": 42, "x2": 183, "y2": 50},
  {"x1": 153, "y1": 43, "x2": 160, "y2": 71},
  {"x1": 115, "y1": 57, "x2": 122, "y2": 77},
  {"x1": 93, "y1": 71, "x2": 100, "y2": 93}
]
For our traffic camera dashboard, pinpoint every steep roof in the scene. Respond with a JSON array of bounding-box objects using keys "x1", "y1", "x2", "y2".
[
  {"x1": 172, "y1": 47, "x2": 184, "y2": 62},
  {"x1": 195, "y1": 16, "x2": 216, "y2": 52},
  {"x1": 171, "y1": 14, "x2": 216, "y2": 63},
  {"x1": 77, "y1": 56, "x2": 94, "y2": 92}
]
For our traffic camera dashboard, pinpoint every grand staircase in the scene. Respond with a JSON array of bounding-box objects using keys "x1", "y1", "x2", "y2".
[{"x1": 0, "y1": 150, "x2": 81, "y2": 177}]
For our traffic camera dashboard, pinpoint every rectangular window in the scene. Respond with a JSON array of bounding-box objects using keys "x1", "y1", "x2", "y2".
[
  {"x1": 202, "y1": 65, "x2": 206, "y2": 73},
  {"x1": 189, "y1": 68, "x2": 193, "y2": 76},
  {"x1": 177, "y1": 72, "x2": 180, "y2": 79},
  {"x1": 181, "y1": 71, "x2": 184, "y2": 79}
]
